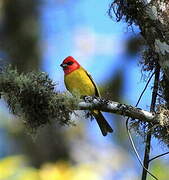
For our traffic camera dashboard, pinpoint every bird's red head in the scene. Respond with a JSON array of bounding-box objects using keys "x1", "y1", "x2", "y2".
[{"x1": 60, "y1": 56, "x2": 80, "y2": 75}]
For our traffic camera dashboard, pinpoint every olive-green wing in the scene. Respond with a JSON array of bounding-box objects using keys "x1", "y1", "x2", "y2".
[{"x1": 84, "y1": 69, "x2": 100, "y2": 97}]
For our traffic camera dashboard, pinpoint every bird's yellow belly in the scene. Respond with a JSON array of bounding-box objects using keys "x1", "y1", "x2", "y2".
[{"x1": 64, "y1": 68, "x2": 96, "y2": 96}]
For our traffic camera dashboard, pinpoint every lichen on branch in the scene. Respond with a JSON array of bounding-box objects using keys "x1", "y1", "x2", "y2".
[
  {"x1": 109, "y1": 0, "x2": 169, "y2": 78},
  {"x1": 0, "y1": 66, "x2": 77, "y2": 132},
  {"x1": 78, "y1": 96, "x2": 155, "y2": 122},
  {"x1": 0, "y1": 66, "x2": 169, "y2": 145},
  {"x1": 108, "y1": 0, "x2": 169, "y2": 145}
]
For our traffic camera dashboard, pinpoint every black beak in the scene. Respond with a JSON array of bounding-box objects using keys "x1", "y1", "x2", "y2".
[{"x1": 60, "y1": 63, "x2": 67, "y2": 68}]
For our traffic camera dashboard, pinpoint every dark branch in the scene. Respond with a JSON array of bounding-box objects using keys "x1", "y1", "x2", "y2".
[
  {"x1": 149, "y1": 151, "x2": 169, "y2": 162},
  {"x1": 141, "y1": 64, "x2": 160, "y2": 180}
]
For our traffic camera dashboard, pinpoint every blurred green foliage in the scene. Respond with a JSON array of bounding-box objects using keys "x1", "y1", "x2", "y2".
[{"x1": 148, "y1": 160, "x2": 169, "y2": 180}]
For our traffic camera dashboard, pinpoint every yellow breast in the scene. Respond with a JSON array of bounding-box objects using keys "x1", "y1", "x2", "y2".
[{"x1": 64, "y1": 67, "x2": 96, "y2": 96}]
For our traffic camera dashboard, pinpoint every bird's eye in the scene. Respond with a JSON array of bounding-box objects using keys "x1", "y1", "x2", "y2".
[{"x1": 67, "y1": 61, "x2": 74, "y2": 65}]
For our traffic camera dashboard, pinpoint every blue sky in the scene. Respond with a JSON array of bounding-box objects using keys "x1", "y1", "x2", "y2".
[
  {"x1": 0, "y1": 0, "x2": 165, "y2": 179},
  {"x1": 40, "y1": 0, "x2": 127, "y2": 83},
  {"x1": 39, "y1": 0, "x2": 152, "y2": 112},
  {"x1": 38, "y1": 0, "x2": 153, "y2": 179}
]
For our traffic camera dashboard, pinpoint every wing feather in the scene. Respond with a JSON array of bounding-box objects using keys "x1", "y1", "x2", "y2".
[{"x1": 84, "y1": 69, "x2": 100, "y2": 97}]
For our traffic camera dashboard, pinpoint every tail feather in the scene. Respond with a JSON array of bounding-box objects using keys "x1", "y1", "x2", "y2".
[{"x1": 93, "y1": 111, "x2": 113, "y2": 136}]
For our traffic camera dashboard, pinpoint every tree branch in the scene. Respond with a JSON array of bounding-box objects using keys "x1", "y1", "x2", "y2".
[
  {"x1": 142, "y1": 0, "x2": 169, "y2": 79},
  {"x1": 149, "y1": 151, "x2": 169, "y2": 162},
  {"x1": 141, "y1": 64, "x2": 160, "y2": 180},
  {"x1": 78, "y1": 96, "x2": 156, "y2": 123},
  {"x1": 109, "y1": 0, "x2": 169, "y2": 78},
  {"x1": 1, "y1": 66, "x2": 169, "y2": 146}
]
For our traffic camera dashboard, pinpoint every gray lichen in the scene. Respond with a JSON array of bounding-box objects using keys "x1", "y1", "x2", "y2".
[
  {"x1": 109, "y1": 0, "x2": 169, "y2": 146},
  {"x1": 0, "y1": 66, "x2": 78, "y2": 133}
]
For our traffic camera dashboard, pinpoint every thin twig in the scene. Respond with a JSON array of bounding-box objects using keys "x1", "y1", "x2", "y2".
[
  {"x1": 126, "y1": 71, "x2": 158, "y2": 180},
  {"x1": 141, "y1": 130, "x2": 153, "y2": 180},
  {"x1": 135, "y1": 72, "x2": 155, "y2": 107},
  {"x1": 141, "y1": 64, "x2": 160, "y2": 180},
  {"x1": 126, "y1": 118, "x2": 158, "y2": 180},
  {"x1": 149, "y1": 151, "x2": 169, "y2": 162}
]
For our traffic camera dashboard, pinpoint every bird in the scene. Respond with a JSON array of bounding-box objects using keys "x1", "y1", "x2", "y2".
[{"x1": 60, "y1": 56, "x2": 113, "y2": 136}]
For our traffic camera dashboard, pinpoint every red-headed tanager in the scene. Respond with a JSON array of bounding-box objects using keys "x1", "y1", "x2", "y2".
[{"x1": 60, "y1": 56, "x2": 113, "y2": 136}]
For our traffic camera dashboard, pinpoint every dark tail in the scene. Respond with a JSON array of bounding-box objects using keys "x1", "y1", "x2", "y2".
[{"x1": 93, "y1": 111, "x2": 113, "y2": 136}]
